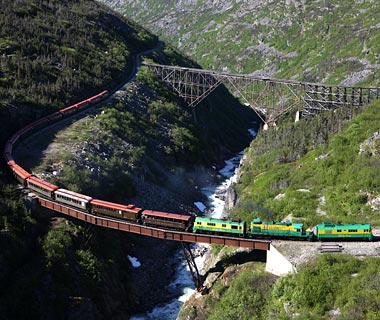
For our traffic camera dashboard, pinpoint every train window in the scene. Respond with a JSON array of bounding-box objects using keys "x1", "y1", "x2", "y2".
[
  {"x1": 222, "y1": 224, "x2": 226, "y2": 227},
  {"x1": 337, "y1": 230, "x2": 342, "y2": 232},
  {"x1": 196, "y1": 222, "x2": 201, "y2": 225},
  {"x1": 231, "y1": 226, "x2": 238, "y2": 229},
  {"x1": 207, "y1": 223, "x2": 216, "y2": 226}
]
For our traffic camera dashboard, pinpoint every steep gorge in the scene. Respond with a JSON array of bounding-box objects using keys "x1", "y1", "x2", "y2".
[{"x1": 0, "y1": 0, "x2": 259, "y2": 318}]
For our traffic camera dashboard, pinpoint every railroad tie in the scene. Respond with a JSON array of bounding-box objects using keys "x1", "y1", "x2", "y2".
[{"x1": 318, "y1": 244, "x2": 344, "y2": 253}]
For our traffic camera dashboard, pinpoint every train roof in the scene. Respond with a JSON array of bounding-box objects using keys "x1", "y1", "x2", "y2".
[
  {"x1": 28, "y1": 176, "x2": 59, "y2": 191},
  {"x1": 317, "y1": 222, "x2": 372, "y2": 229},
  {"x1": 142, "y1": 210, "x2": 193, "y2": 221},
  {"x1": 59, "y1": 91, "x2": 108, "y2": 113},
  {"x1": 59, "y1": 103, "x2": 80, "y2": 113},
  {"x1": 251, "y1": 218, "x2": 304, "y2": 228},
  {"x1": 91, "y1": 199, "x2": 142, "y2": 213},
  {"x1": 55, "y1": 188, "x2": 93, "y2": 201},
  {"x1": 11, "y1": 163, "x2": 32, "y2": 179}
]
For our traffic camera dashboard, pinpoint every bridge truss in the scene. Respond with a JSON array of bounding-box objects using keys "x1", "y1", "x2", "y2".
[
  {"x1": 145, "y1": 63, "x2": 380, "y2": 124},
  {"x1": 38, "y1": 197, "x2": 270, "y2": 291}
]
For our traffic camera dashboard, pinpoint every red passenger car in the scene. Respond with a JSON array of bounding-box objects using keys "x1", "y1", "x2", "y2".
[
  {"x1": 141, "y1": 210, "x2": 194, "y2": 231},
  {"x1": 26, "y1": 176, "x2": 59, "y2": 199},
  {"x1": 9, "y1": 163, "x2": 31, "y2": 186},
  {"x1": 91, "y1": 199, "x2": 142, "y2": 221},
  {"x1": 55, "y1": 188, "x2": 93, "y2": 211}
]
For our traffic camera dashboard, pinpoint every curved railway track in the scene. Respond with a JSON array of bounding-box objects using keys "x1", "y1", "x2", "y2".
[
  {"x1": 2, "y1": 45, "x2": 270, "y2": 252},
  {"x1": 6, "y1": 44, "x2": 379, "y2": 289}
]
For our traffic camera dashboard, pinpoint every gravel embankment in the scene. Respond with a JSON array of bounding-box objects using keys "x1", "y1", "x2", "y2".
[{"x1": 273, "y1": 229, "x2": 380, "y2": 269}]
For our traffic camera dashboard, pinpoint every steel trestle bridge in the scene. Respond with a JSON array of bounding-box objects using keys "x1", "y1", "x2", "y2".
[
  {"x1": 38, "y1": 197, "x2": 270, "y2": 291},
  {"x1": 11, "y1": 50, "x2": 379, "y2": 292},
  {"x1": 144, "y1": 63, "x2": 380, "y2": 125}
]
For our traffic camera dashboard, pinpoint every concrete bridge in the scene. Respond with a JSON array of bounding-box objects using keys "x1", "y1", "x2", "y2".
[{"x1": 144, "y1": 63, "x2": 380, "y2": 126}]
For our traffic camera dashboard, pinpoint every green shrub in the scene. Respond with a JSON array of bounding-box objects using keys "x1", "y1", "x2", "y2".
[
  {"x1": 43, "y1": 229, "x2": 73, "y2": 269},
  {"x1": 268, "y1": 255, "x2": 380, "y2": 319}
]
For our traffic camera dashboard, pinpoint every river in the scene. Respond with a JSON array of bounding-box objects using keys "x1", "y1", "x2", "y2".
[{"x1": 130, "y1": 148, "x2": 248, "y2": 320}]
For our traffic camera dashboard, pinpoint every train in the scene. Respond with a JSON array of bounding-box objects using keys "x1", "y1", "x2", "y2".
[
  {"x1": 10, "y1": 167, "x2": 195, "y2": 231},
  {"x1": 3, "y1": 90, "x2": 109, "y2": 167},
  {"x1": 193, "y1": 217, "x2": 373, "y2": 241},
  {"x1": 3, "y1": 90, "x2": 195, "y2": 231},
  {"x1": 2, "y1": 90, "x2": 375, "y2": 242}
]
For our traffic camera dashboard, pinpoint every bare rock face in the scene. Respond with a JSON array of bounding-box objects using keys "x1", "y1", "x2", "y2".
[
  {"x1": 359, "y1": 132, "x2": 380, "y2": 156},
  {"x1": 223, "y1": 184, "x2": 237, "y2": 213}
]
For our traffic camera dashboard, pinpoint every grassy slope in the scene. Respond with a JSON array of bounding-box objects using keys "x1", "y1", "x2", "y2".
[
  {"x1": 234, "y1": 101, "x2": 380, "y2": 226},
  {"x1": 100, "y1": 1, "x2": 380, "y2": 319},
  {"x1": 178, "y1": 255, "x2": 380, "y2": 320},
  {"x1": 108, "y1": 0, "x2": 380, "y2": 226}
]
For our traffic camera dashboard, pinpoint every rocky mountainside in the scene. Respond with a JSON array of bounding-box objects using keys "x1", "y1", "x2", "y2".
[
  {"x1": 95, "y1": 1, "x2": 380, "y2": 319},
  {"x1": 100, "y1": 0, "x2": 380, "y2": 86},
  {"x1": 0, "y1": 0, "x2": 259, "y2": 319}
]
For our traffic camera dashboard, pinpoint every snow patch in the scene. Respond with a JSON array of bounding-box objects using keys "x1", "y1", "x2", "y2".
[
  {"x1": 248, "y1": 128, "x2": 257, "y2": 137},
  {"x1": 128, "y1": 255, "x2": 141, "y2": 268},
  {"x1": 194, "y1": 201, "x2": 207, "y2": 212}
]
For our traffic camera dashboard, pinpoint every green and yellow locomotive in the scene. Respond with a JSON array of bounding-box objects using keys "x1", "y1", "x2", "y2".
[
  {"x1": 312, "y1": 222, "x2": 373, "y2": 241},
  {"x1": 249, "y1": 218, "x2": 311, "y2": 239},
  {"x1": 193, "y1": 217, "x2": 246, "y2": 236},
  {"x1": 193, "y1": 216, "x2": 374, "y2": 241}
]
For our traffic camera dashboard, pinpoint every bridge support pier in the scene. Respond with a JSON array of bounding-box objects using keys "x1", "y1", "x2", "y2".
[
  {"x1": 265, "y1": 244, "x2": 296, "y2": 276},
  {"x1": 181, "y1": 242, "x2": 204, "y2": 292}
]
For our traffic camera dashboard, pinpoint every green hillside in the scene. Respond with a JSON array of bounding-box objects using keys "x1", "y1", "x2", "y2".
[
  {"x1": 176, "y1": 100, "x2": 380, "y2": 318},
  {"x1": 234, "y1": 100, "x2": 380, "y2": 226},
  {"x1": 0, "y1": 0, "x2": 156, "y2": 141},
  {"x1": 106, "y1": 0, "x2": 380, "y2": 227},
  {"x1": 98, "y1": 1, "x2": 380, "y2": 319},
  {"x1": 101, "y1": 0, "x2": 380, "y2": 86},
  {"x1": 179, "y1": 255, "x2": 380, "y2": 319},
  {"x1": 0, "y1": 1, "x2": 159, "y2": 318},
  {"x1": 0, "y1": 0, "x2": 260, "y2": 318}
]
